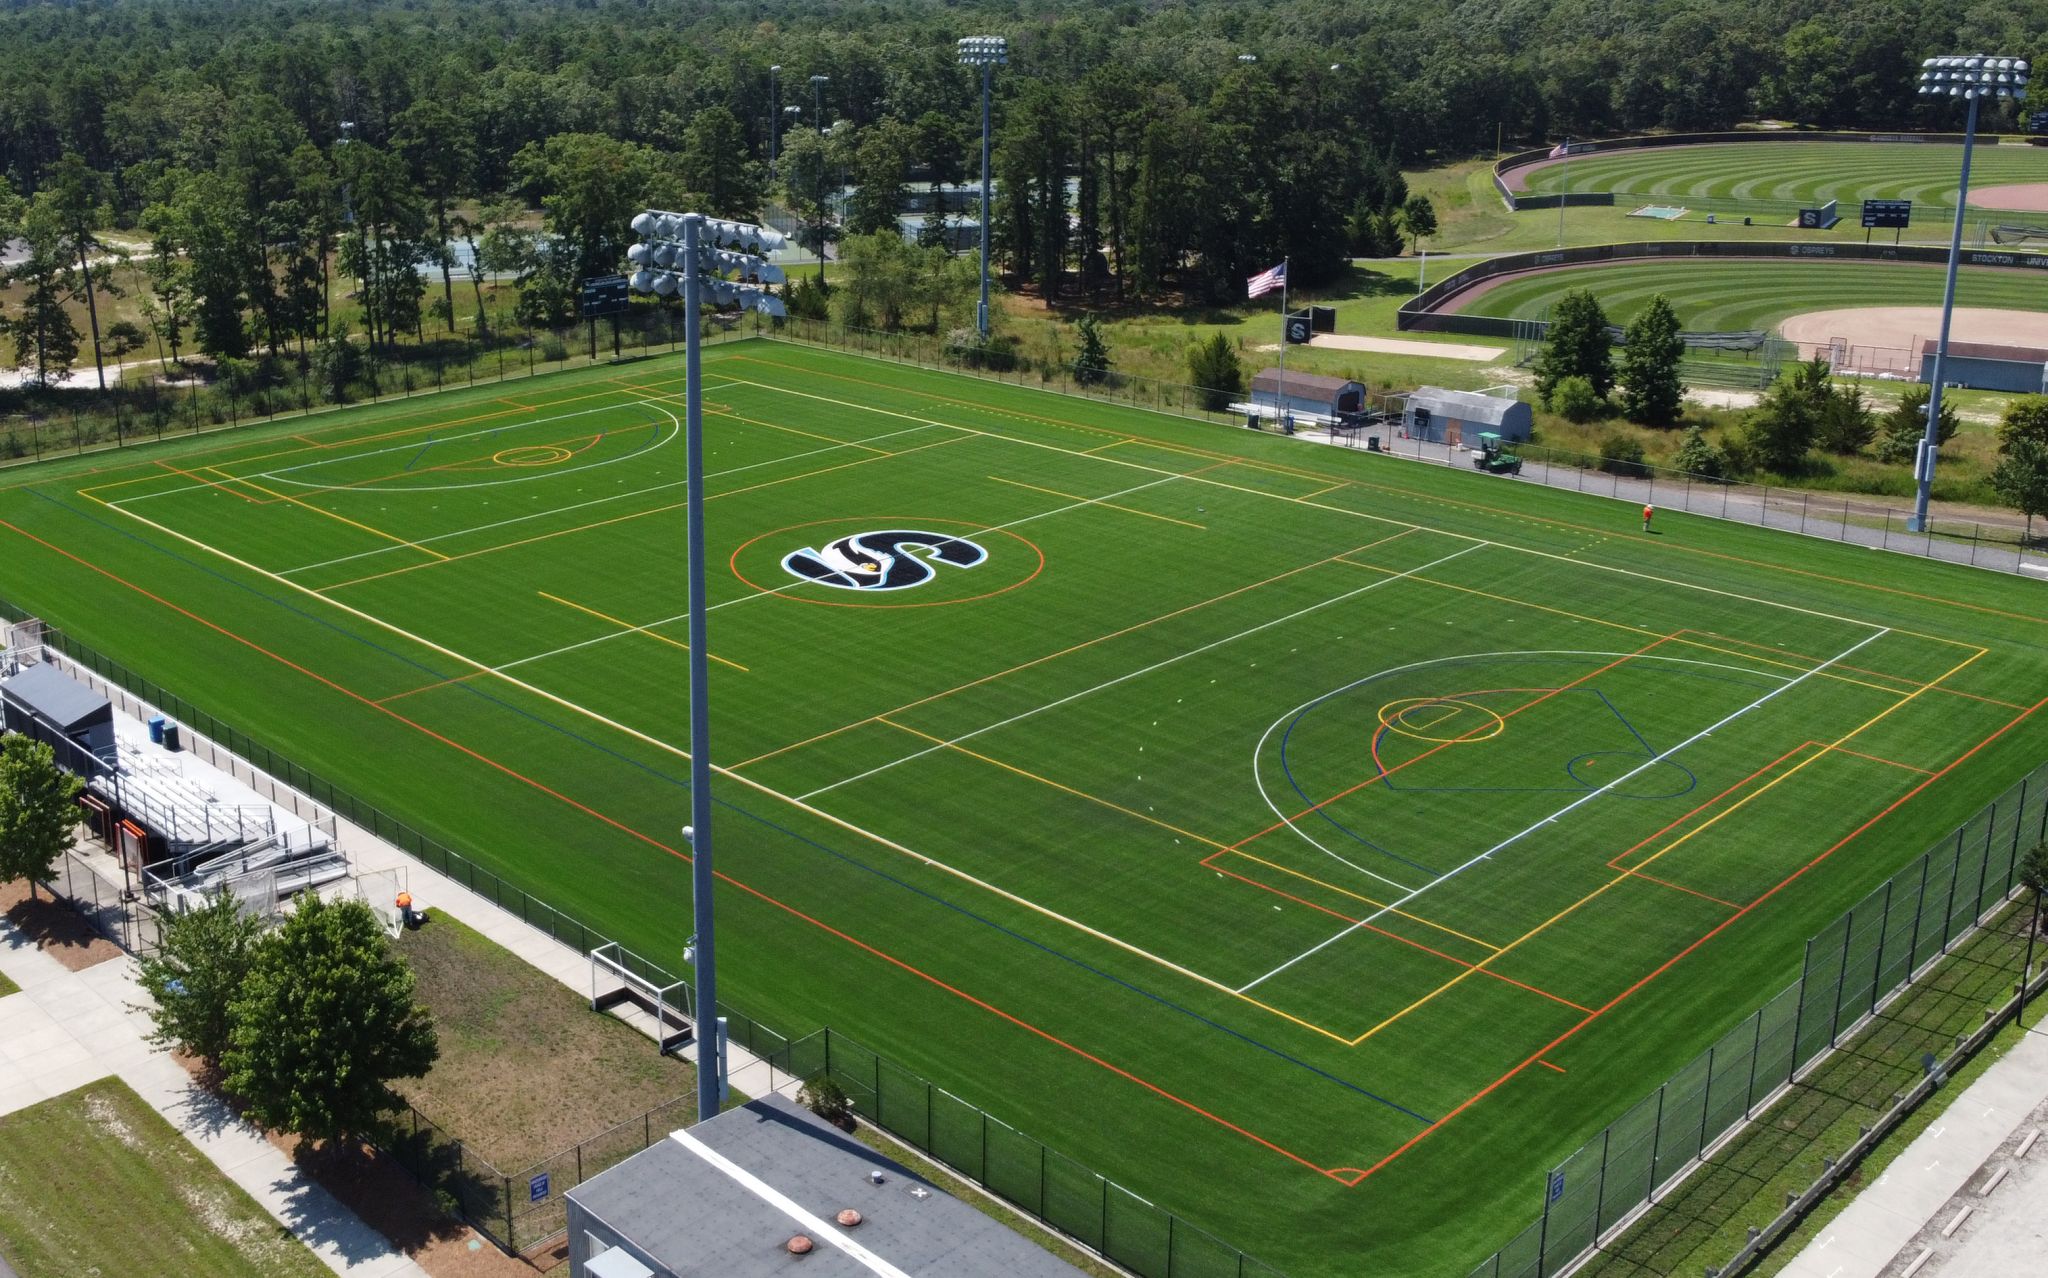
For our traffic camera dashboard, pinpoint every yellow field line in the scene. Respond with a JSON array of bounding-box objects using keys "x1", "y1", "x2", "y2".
[
  {"x1": 1220, "y1": 848, "x2": 1504, "y2": 954},
  {"x1": 320, "y1": 433, "x2": 972, "y2": 591},
  {"x1": 1300, "y1": 481, "x2": 1350, "y2": 501},
  {"x1": 538, "y1": 591, "x2": 748, "y2": 672},
  {"x1": 987, "y1": 475, "x2": 1206, "y2": 530},
  {"x1": 225, "y1": 472, "x2": 450, "y2": 561},
  {"x1": 615, "y1": 378, "x2": 895, "y2": 454},
  {"x1": 1340, "y1": 644, "x2": 1986, "y2": 1047}
]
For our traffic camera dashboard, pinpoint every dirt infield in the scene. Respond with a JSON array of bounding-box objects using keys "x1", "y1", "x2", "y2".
[
  {"x1": 1969, "y1": 183, "x2": 2048, "y2": 213},
  {"x1": 1780, "y1": 306, "x2": 2048, "y2": 373}
]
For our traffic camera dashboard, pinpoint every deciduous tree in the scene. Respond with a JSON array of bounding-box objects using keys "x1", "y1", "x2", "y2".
[
  {"x1": 1619, "y1": 294, "x2": 1684, "y2": 427},
  {"x1": 1536, "y1": 289, "x2": 1613, "y2": 406},
  {"x1": 139, "y1": 890, "x2": 268, "y2": 1064},
  {"x1": 0, "y1": 735, "x2": 83, "y2": 902}
]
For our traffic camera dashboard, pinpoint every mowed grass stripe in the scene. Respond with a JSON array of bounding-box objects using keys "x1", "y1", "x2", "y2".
[
  {"x1": 1455, "y1": 258, "x2": 2048, "y2": 330},
  {"x1": 1526, "y1": 140, "x2": 2048, "y2": 212}
]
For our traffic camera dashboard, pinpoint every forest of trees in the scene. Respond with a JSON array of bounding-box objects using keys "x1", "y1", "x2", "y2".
[{"x1": 2, "y1": 0, "x2": 2045, "y2": 376}]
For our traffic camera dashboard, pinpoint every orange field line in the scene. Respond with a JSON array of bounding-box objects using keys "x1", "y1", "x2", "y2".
[
  {"x1": 1344, "y1": 689, "x2": 2046, "y2": 1185},
  {"x1": 729, "y1": 528, "x2": 1420, "y2": 772},
  {"x1": 0, "y1": 509, "x2": 1356, "y2": 1186},
  {"x1": 1825, "y1": 744, "x2": 1936, "y2": 775},
  {"x1": 1203, "y1": 860, "x2": 1592, "y2": 1014},
  {"x1": 1606, "y1": 742, "x2": 1819, "y2": 872},
  {"x1": 147, "y1": 459, "x2": 264, "y2": 504},
  {"x1": 1537, "y1": 1059, "x2": 1566, "y2": 1074},
  {"x1": 1682, "y1": 628, "x2": 2020, "y2": 710},
  {"x1": 321, "y1": 433, "x2": 973, "y2": 591},
  {"x1": 374, "y1": 670, "x2": 486, "y2": 705},
  {"x1": 1623, "y1": 870, "x2": 1740, "y2": 911},
  {"x1": 614, "y1": 378, "x2": 895, "y2": 455},
  {"x1": 987, "y1": 475, "x2": 1206, "y2": 530},
  {"x1": 539, "y1": 590, "x2": 749, "y2": 673}
]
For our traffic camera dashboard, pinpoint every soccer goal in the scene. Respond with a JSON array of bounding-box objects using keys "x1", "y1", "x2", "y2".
[{"x1": 588, "y1": 942, "x2": 695, "y2": 1055}]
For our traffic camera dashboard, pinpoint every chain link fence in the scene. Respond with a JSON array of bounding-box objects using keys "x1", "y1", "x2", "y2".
[{"x1": 1468, "y1": 758, "x2": 2048, "y2": 1278}]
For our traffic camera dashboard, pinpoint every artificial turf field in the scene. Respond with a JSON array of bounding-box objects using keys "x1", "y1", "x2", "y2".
[
  {"x1": 1520, "y1": 139, "x2": 2048, "y2": 215},
  {"x1": 1449, "y1": 258, "x2": 2048, "y2": 331},
  {"x1": 2, "y1": 339, "x2": 2046, "y2": 1275}
]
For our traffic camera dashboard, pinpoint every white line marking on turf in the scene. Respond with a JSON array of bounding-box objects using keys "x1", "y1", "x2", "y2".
[
  {"x1": 274, "y1": 422, "x2": 942, "y2": 576},
  {"x1": 93, "y1": 474, "x2": 1258, "y2": 1006},
  {"x1": 1244, "y1": 650, "x2": 1796, "y2": 895},
  {"x1": 797, "y1": 544, "x2": 1484, "y2": 803},
  {"x1": 1235, "y1": 626, "x2": 1890, "y2": 993},
  {"x1": 488, "y1": 469, "x2": 1192, "y2": 674}
]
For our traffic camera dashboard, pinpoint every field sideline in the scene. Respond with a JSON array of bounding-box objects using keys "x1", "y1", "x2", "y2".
[{"x1": 2, "y1": 338, "x2": 2044, "y2": 1276}]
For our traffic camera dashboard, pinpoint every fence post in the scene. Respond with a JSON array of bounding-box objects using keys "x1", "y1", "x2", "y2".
[
  {"x1": 926, "y1": 1081, "x2": 934, "y2": 1153},
  {"x1": 1743, "y1": 1009, "x2": 1763, "y2": 1114},
  {"x1": 1788, "y1": 938, "x2": 1814, "y2": 1080},
  {"x1": 1870, "y1": 879, "x2": 1895, "y2": 1015},
  {"x1": 1907, "y1": 854, "x2": 1931, "y2": 973},
  {"x1": 1101, "y1": 1176, "x2": 1110, "y2": 1253},
  {"x1": 2007, "y1": 778, "x2": 2029, "y2": 894},
  {"x1": 1536, "y1": 1170, "x2": 1554, "y2": 1278},
  {"x1": 1828, "y1": 909, "x2": 1854, "y2": 1045},
  {"x1": 1040, "y1": 1144, "x2": 1047, "y2": 1220},
  {"x1": 1941, "y1": 828, "x2": 1965, "y2": 949},
  {"x1": 1646, "y1": 1085, "x2": 1666, "y2": 1201},
  {"x1": 1593, "y1": 1127, "x2": 1611, "y2": 1239},
  {"x1": 980, "y1": 1111, "x2": 988, "y2": 1183},
  {"x1": 504, "y1": 1175, "x2": 516, "y2": 1252},
  {"x1": 1698, "y1": 1046, "x2": 1716, "y2": 1153}
]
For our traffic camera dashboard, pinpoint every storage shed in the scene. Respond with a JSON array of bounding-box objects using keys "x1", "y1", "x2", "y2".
[
  {"x1": 1402, "y1": 386, "x2": 1533, "y2": 447},
  {"x1": 1251, "y1": 369, "x2": 1368, "y2": 420},
  {"x1": 0, "y1": 660, "x2": 113, "y2": 770},
  {"x1": 1917, "y1": 340, "x2": 2048, "y2": 395},
  {"x1": 564, "y1": 1093, "x2": 1091, "y2": 1278}
]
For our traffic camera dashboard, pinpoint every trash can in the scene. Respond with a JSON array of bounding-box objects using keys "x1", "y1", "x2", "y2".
[
  {"x1": 148, "y1": 714, "x2": 165, "y2": 745},
  {"x1": 1366, "y1": 436, "x2": 1383, "y2": 452},
  {"x1": 162, "y1": 722, "x2": 181, "y2": 752}
]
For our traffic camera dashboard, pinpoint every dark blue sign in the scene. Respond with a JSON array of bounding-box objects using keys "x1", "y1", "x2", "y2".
[
  {"x1": 529, "y1": 1173, "x2": 551, "y2": 1203},
  {"x1": 1547, "y1": 1171, "x2": 1566, "y2": 1204}
]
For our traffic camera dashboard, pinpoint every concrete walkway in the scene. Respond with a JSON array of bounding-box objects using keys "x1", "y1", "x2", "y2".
[
  {"x1": 1779, "y1": 1018, "x2": 2048, "y2": 1278},
  {"x1": 0, "y1": 917, "x2": 427, "y2": 1278}
]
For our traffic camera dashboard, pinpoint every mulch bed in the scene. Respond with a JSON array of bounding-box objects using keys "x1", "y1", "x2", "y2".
[{"x1": 0, "y1": 879, "x2": 122, "y2": 971}]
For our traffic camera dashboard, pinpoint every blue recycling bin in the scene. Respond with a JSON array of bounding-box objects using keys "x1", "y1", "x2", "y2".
[{"x1": 147, "y1": 714, "x2": 166, "y2": 745}]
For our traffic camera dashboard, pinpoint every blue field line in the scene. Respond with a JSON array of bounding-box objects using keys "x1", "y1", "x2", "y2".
[
  {"x1": 403, "y1": 436, "x2": 436, "y2": 471},
  {"x1": 38, "y1": 490, "x2": 1437, "y2": 1128},
  {"x1": 1372, "y1": 688, "x2": 1695, "y2": 800}
]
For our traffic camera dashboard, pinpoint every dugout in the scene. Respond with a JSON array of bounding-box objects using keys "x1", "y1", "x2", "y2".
[
  {"x1": 1401, "y1": 386, "x2": 1533, "y2": 447},
  {"x1": 1251, "y1": 369, "x2": 1367, "y2": 419},
  {"x1": 0, "y1": 660, "x2": 113, "y2": 772},
  {"x1": 1916, "y1": 340, "x2": 2048, "y2": 394}
]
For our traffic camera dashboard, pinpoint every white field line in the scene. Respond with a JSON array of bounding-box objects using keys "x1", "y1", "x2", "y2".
[
  {"x1": 729, "y1": 373, "x2": 1918, "y2": 641},
  {"x1": 92, "y1": 477, "x2": 1255, "y2": 1003},
  {"x1": 118, "y1": 399, "x2": 643, "y2": 503},
  {"x1": 1235, "y1": 626, "x2": 1892, "y2": 994},
  {"x1": 276, "y1": 421, "x2": 942, "y2": 576},
  {"x1": 1243, "y1": 649, "x2": 1798, "y2": 896},
  {"x1": 797, "y1": 544, "x2": 1484, "y2": 802},
  {"x1": 490, "y1": 469, "x2": 1194, "y2": 674}
]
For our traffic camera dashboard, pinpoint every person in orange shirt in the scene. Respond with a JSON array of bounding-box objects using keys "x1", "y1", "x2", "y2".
[{"x1": 1642, "y1": 503, "x2": 1655, "y2": 533}]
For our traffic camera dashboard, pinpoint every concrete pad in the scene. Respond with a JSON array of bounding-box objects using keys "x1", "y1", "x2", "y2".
[{"x1": 1304, "y1": 332, "x2": 1507, "y2": 361}]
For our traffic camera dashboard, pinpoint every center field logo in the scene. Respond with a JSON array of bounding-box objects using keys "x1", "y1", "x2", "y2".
[{"x1": 781, "y1": 529, "x2": 988, "y2": 592}]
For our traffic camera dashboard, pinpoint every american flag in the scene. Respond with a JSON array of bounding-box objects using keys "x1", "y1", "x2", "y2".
[
  {"x1": 1246, "y1": 261, "x2": 1286, "y2": 299},
  {"x1": 1548, "y1": 141, "x2": 1569, "y2": 159}
]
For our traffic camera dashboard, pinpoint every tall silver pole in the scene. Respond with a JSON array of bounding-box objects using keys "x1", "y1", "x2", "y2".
[
  {"x1": 977, "y1": 60, "x2": 994, "y2": 338},
  {"x1": 768, "y1": 67, "x2": 780, "y2": 180},
  {"x1": 681, "y1": 212, "x2": 721, "y2": 1123},
  {"x1": 1911, "y1": 94, "x2": 1980, "y2": 533},
  {"x1": 1276, "y1": 256, "x2": 1290, "y2": 415}
]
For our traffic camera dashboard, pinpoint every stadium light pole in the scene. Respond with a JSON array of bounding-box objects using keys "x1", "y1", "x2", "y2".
[
  {"x1": 1909, "y1": 54, "x2": 2030, "y2": 533},
  {"x1": 809, "y1": 74, "x2": 831, "y2": 279},
  {"x1": 958, "y1": 36, "x2": 1008, "y2": 339},
  {"x1": 625, "y1": 211, "x2": 787, "y2": 1122},
  {"x1": 767, "y1": 66, "x2": 781, "y2": 180}
]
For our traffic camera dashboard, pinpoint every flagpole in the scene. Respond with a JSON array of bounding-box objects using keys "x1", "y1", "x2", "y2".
[{"x1": 1277, "y1": 255, "x2": 1290, "y2": 423}]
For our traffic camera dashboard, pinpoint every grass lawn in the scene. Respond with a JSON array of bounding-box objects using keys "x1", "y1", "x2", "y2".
[
  {"x1": 392, "y1": 908, "x2": 695, "y2": 1170},
  {"x1": 0, "y1": 969, "x2": 16, "y2": 998},
  {"x1": 1445, "y1": 257, "x2": 2048, "y2": 332},
  {"x1": 0, "y1": 1078, "x2": 330, "y2": 1277},
  {"x1": 0, "y1": 339, "x2": 2044, "y2": 1276}
]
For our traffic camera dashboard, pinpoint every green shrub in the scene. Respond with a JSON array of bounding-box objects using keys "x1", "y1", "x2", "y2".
[
  {"x1": 1551, "y1": 375, "x2": 1606, "y2": 424},
  {"x1": 1597, "y1": 429, "x2": 1649, "y2": 477},
  {"x1": 539, "y1": 335, "x2": 569, "y2": 364}
]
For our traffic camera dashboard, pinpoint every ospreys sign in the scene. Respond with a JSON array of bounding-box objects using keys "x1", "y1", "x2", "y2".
[{"x1": 782, "y1": 530, "x2": 988, "y2": 592}]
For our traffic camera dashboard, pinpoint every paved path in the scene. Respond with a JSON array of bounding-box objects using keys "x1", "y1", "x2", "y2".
[
  {"x1": 1780, "y1": 1018, "x2": 2048, "y2": 1278},
  {"x1": 0, "y1": 918, "x2": 427, "y2": 1278}
]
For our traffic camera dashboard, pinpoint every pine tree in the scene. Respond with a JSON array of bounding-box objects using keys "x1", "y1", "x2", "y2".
[
  {"x1": 1619, "y1": 294, "x2": 1685, "y2": 427},
  {"x1": 1187, "y1": 331, "x2": 1245, "y2": 410}
]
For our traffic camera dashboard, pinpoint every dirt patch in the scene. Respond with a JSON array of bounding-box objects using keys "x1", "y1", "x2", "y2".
[
  {"x1": 1969, "y1": 183, "x2": 2048, "y2": 213},
  {"x1": 1304, "y1": 333, "x2": 1506, "y2": 361},
  {"x1": 392, "y1": 909, "x2": 695, "y2": 1168},
  {"x1": 0, "y1": 878, "x2": 122, "y2": 970},
  {"x1": 1779, "y1": 306, "x2": 2048, "y2": 372}
]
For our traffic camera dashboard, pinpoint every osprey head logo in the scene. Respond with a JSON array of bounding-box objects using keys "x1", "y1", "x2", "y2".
[{"x1": 781, "y1": 529, "x2": 988, "y2": 592}]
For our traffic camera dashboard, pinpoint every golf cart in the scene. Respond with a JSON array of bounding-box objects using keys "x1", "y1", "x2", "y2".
[{"x1": 1470, "y1": 431, "x2": 1523, "y2": 476}]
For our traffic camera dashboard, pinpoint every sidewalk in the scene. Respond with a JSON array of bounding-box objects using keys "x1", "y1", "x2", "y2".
[
  {"x1": 0, "y1": 914, "x2": 427, "y2": 1278},
  {"x1": 1779, "y1": 1015, "x2": 2048, "y2": 1278}
]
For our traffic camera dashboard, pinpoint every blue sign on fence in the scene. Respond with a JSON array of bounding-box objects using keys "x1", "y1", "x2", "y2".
[
  {"x1": 1547, "y1": 1172, "x2": 1566, "y2": 1204},
  {"x1": 530, "y1": 1173, "x2": 551, "y2": 1203}
]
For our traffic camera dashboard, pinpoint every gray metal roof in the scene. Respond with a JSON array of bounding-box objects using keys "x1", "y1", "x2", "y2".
[
  {"x1": 0, "y1": 661, "x2": 111, "y2": 733},
  {"x1": 1407, "y1": 386, "x2": 1529, "y2": 425},
  {"x1": 567, "y1": 1094, "x2": 1089, "y2": 1278},
  {"x1": 1251, "y1": 368, "x2": 1360, "y2": 396}
]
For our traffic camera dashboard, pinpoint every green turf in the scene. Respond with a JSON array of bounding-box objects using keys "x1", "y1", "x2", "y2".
[
  {"x1": 1, "y1": 340, "x2": 2044, "y2": 1277},
  {"x1": 0, "y1": 1079, "x2": 330, "y2": 1277},
  {"x1": 1449, "y1": 257, "x2": 2048, "y2": 332},
  {"x1": 0, "y1": 969, "x2": 16, "y2": 998},
  {"x1": 1520, "y1": 140, "x2": 2048, "y2": 220}
]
